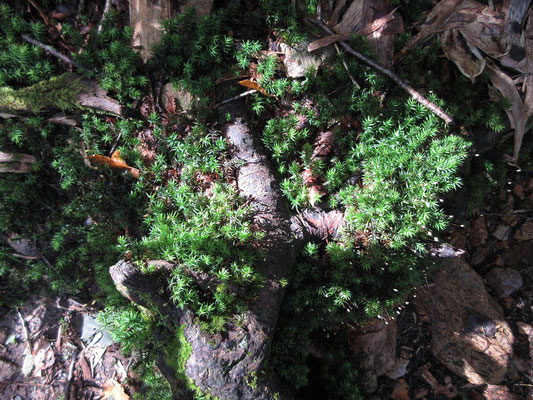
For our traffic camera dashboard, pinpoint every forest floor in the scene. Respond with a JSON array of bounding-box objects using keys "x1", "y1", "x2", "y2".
[{"x1": 1, "y1": 175, "x2": 531, "y2": 400}]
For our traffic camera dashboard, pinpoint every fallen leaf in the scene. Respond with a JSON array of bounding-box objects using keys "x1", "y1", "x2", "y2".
[
  {"x1": 80, "y1": 355, "x2": 92, "y2": 380},
  {"x1": 88, "y1": 151, "x2": 140, "y2": 178},
  {"x1": 395, "y1": 0, "x2": 465, "y2": 63},
  {"x1": 391, "y1": 378, "x2": 410, "y2": 400},
  {"x1": 102, "y1": 379, "x2": 130, "y2": 400},
  {"x1": 32, "y1": 338, "x2": 55, "y2": 376},
  {"x1": 329, "y1": 0, "x2": 347, "y2": 25},
  {"x1": 22, "y1": 350, "x2": 34, "y2": 377},
  {"x1": 486, "y1": 63, "x2": 527, "y2": 162},
  {"x1": 237, "y1": 79, "x2": 270, "y2": 96},
  {"x1": 441, "y1": 29, "x2": 486, "y2": 83}
]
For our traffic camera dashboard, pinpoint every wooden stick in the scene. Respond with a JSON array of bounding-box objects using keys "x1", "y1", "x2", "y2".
[
  {"x1": 21, "y1": 34, "x2": 89, "y2": 73},
  {"x1": 309, "y1": 18, "x2": 454, "y2": 125},
  {"x1": 215, "y1": 89, "x2": 257, "y2": 108},
  {"x1": 64, "y1": 348, "x2": 79, "y2": 400},
  {"x1": 98, "y1": 0, "x2": 113, "y2": 33}
]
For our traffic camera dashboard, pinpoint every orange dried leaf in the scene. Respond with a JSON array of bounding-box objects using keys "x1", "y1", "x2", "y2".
[
  {"x1": 237, "y1": 79, "x2": 270, "y2": 96},
  {"x1": 88, "y1": 151, "x2": 140, "y2": 178},
  {"x1": 102, "y1": 379, "x2": 130, "y2": 400}
]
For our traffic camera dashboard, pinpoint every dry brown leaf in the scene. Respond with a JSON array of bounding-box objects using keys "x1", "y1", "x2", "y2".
[
  {"x1": 395, "y1": 0, "x2": 465, "y2": 63},
  {"x1": 308, "y1": 34, "x2": 352, "y2": 52},
  {"x1": 486, "y1": 63, "x2": 527, "y2": 162},
  {"x1": 441, "y1": 29, "x2": 486, "y2": 83},
  {"x1": 88, "y1": 151, "x2": 140, "y2": 178},
  {"x1": 391, "y1": 378, "x2": 410, "y2": 400},
  {"x1": 457, "y1": 2, "x2": 506, "y2": 59},
  {"x1": 102, "y1": 379, "x2": 130, "y2": 400},
  {"x1": 32, "y1": 338, "x2": 55, "y2": 376},
  {"x1": 358, "y1": 0, "x2": 403, "y2": 68},
  {"x1": 237, "y1": 79, "x2": 270, "y2": 96},
  {"x1": 302, "y1": 169, "x2": 326, "y2": 207}
]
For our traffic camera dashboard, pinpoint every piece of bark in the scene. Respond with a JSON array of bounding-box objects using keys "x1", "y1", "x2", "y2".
[
  {"x1": 129, "y1": 0, "x2": 173, "y2": 62},
  {"x1": 394, "y1": 0, "x2": 466, "y2": 63},
  {"x1": 130, "y1": 0, "x2": 213, "y2": 62},
  {"x1": 486, "y1": 63, "x2": 527, "y2": 161},
  {"x1": 0, "y1": 152, "x2": 37, "y2": 173},
  {"x1": 334, "y1": 0, "x2": 364, "y2": 34}
]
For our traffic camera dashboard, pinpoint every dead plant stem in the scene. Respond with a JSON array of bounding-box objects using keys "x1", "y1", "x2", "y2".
[{"x1": 309, "y1": 18, "x2": 454, "y2": 125}]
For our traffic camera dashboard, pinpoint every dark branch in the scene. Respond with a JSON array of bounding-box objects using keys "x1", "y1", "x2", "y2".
[{"x1": 308, "y1": 18, "x2": 454, "y2": 125}]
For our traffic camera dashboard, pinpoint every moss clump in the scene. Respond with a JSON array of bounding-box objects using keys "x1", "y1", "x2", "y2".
[{"x1": 0, "y1": 73, "x2": 85, "y2": 113}]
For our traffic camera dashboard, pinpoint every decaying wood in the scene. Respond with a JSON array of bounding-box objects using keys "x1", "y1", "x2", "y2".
[
  {"x1": 311, "y1": 18, "x2": 454, "y2": 125},
  {"x1": 0, "y1": 74, "x2": 122, "y2": 116},
  {"x1": 394, "y1": 0, "x2": 465, "y2": 63},
  {"x1": 0, "y1": 152, "x2": 37, "y2": 173},
  {"x1": 130, "y1": 0, "x2": 173, "y2": 62},
  {"x1": 130, "y1": 0, "x2": 214, "y2": 62},
  {"x1": 110, "y1": 87, "x2": 354, "y2": 399}
]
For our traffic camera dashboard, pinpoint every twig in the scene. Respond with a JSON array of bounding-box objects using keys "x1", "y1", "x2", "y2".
[
  {"x1": 108, "y1": 132, "x2": 123, "y2": 157},
  {"x1": 309, "y1": 18, "x2": 454, "y2": 125},
  {"x1": 64, "y1": 348, "x2": 79, "y2": 400},
  {"x1": 16, "y1": 308, "x2": 32, "y2": 355},
  {"x1": 21, "y1": 34, "x2": 89, "y2": 73},
  {"x1": 215, "y1": 89, "x2": 257, "y2": 108},
  {"x1": 77, "y1": 0, "x2": 86, "y2": 18},
  {"x1": 4, "y1": 381, "x2": 66, "y2": 387},
  {"x1": 334, "y1": 43, "x2": 359, "y2": 89},
  {"x1": 98, "y1": 0, "x2": 113, "y2": 33}
]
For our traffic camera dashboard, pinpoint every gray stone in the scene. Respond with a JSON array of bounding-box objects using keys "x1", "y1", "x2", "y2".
[
  {"x1": 514, "y1": 221, "x2": 533, "y2": 241},
  {"x1": 492, "y1": 225, "x2": 511, "y2": 241},
  {"x1": 80, "y1": 314, "x2": 114, "y2": 348},
  {"x1": 413, "y1": 257, "x2": 514, "y2": 385},
  {"x1": 161, "y1": 83, "x2": 195, "y2": 113},
  {"x1": 281, "y1": 40, "x2": 335, "y2": 78},
  {"x1": 346, "y1": 318, "x2": 397, "y2": 392},
  {"x1": 0, "y1": 358, "x2": 17, "y2": 381},
  {"x1": 485, "y1": 268, "x2": 523, "y2": 298}
]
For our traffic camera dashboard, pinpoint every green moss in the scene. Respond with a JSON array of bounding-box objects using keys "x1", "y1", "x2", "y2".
[
  {"x1": 0, "y1": 73, "x2": 84, "y2": 113},
  {"x1": 163, "y1": 324, "x2": 221, "y2": 400}
]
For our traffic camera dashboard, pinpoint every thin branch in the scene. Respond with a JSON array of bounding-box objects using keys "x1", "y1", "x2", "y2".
[
  {"x1": 215, "y1": 89, "x2": 257, "y2": 108},
  {"x1": 17, "y1": 308, "x2": 32, "y2": 355},
  {"x1": 309, "y1": 18, "x2": 454, "y2": 125},
  {"x1": 98, "y1": 0, "x2": 113, "y2": 33},
  {"x1": 65, "y1": 348, "x2": 79, "y2": 400},
  {"x1": 21, "y1": 34, "x2": 89, "y2": 73}
]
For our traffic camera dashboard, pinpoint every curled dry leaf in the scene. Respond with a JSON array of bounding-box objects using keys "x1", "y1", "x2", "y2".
[
  {"x1": 441, "y1": 29, "x2": 486, "y2": 83},
  {"x1": 88, "y1": 151, "x2": 140, "y2": 178},
  {"x1": 394, "y1": 0, "x2": 466, "y2": 63},
  {"x1": 486, "y1": 63, "x2": 527, "y2": 162},
  {"x1": 237, "y1": 79, "x2": 270, "y2": 97},
  {"x1": 102, "y1": 379, "x2": 130, "y2": 400}
]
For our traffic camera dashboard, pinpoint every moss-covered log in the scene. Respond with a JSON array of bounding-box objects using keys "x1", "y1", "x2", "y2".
[{"x1": 0, "y1": 74, "x2": 122, "y2": 116}]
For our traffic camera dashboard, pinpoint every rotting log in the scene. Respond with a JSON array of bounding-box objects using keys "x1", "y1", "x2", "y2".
[
  {"x1": 130, "y1": 0, "x2": 214, "y2": 62},
  {"x1": 0, "y1": 74, "x2": 122, "y2": 116},
  {"x1": 110, "y1": 89, "x2": 346, "y2": 399}
]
